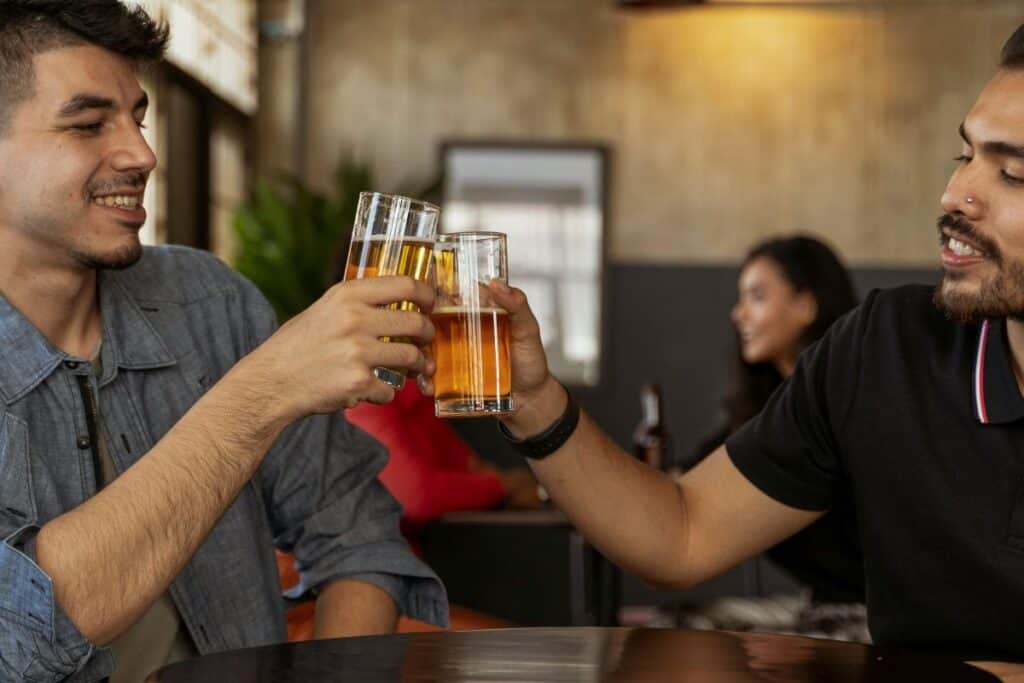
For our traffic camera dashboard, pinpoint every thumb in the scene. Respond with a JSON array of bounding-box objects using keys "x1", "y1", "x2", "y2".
[{"x1": 487, "y1": 280, "x2": 540, "y2": 340}]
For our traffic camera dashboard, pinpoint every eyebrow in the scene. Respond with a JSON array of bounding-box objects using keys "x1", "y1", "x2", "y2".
[
  {"x1": 58, "y1": 91, "x2": 149, "y2": 118},
  {"x1": 959, "y1": 122, "x2": 1024, "y2": 160}
]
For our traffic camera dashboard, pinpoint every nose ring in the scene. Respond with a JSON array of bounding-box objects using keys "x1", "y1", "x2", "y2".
[{"x1": 966, "y1": 196, "x2": 975, "y2": 204}]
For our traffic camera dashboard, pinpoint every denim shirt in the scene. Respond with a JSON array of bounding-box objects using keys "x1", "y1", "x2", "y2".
[{"x1": 0, "y1": 246, "x2": 447, "y2": 682}]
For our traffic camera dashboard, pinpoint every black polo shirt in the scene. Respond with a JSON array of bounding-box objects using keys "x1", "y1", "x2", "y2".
[{"x1": 726, "y1": 285, "x2": 1024, "y2": 662}]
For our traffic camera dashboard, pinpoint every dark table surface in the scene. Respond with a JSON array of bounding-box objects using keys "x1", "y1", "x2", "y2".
[{"x1": 147, "y1": 626, "x2": 1000, "y2": 682}]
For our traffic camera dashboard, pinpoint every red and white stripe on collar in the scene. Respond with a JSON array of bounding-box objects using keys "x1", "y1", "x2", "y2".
[{"x1": 975, "y1": 319, "x2": 991, "y2": 424}]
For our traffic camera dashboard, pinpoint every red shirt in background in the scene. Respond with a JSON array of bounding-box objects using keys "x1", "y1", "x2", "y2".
[{"x1": 346, "y1": 382, "x2": 506, "y2": 537}]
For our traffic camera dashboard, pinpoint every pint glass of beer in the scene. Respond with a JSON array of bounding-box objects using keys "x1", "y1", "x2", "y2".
[
  {"x1": 432, "y1": 231, "x2": 513, "y2": 417},
  {"x1": 344, "y1": 191, "x2": 439, "y2": 388}
]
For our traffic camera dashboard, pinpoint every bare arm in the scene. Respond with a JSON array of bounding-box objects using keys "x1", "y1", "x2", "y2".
[
  {"x1": 312, "y1": 579, "x2": 399, "y2": 638},
  {"x1": 486, "y1": 284, "x2": 822, "y2": 589},
  {"x1": 34, "y1": 276, "x2": 434, "y2": 645},
  {"x1": 969, "y1": 661, "x2": 1024, "y2": 682}
]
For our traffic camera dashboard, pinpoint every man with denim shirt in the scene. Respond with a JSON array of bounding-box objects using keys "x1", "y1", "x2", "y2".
[{"x1": 0, "y1": 3, "x2": 446, "y2": 682}]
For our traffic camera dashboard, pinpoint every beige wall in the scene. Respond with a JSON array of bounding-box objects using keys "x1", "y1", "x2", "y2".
[
  {"x1": 301, "y1": 0, "x2": 1024, "y2": 266},
  {"x1": 210, "y1": 110, "x2": 248, "y2": 261}
]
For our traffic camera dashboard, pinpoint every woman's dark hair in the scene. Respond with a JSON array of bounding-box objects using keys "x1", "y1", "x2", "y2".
[{"x1": 721, "y1": 235, "x2": 858, "y2": 433}]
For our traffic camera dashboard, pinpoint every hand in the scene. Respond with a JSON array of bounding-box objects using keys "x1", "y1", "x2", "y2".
[
  {"x1": 484, "y1": 281, "x2": 550, "y2": 398},
  {"x1": 416, "y1": 281, "x2": 552, "y2": 407},
  {"x1": 485, "y1": 281, "x2": 568, "y2": 438},
  {"x1": 496, "y1": 467, "x2": 544, "y2": 510},
  {"x1": 240, "y1": 276, "x2": 435, "y2": 423}
]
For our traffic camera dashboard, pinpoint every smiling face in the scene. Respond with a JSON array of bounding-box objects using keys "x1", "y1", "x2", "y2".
[
  {"x1": 731, "y1": 256, "x2": 817, "y2": 375},
  {"x1": 0, "y1": 44, "x2": 156, "y2": 271},
  {"x1": 936, "y1": 69, "x2": 1024, "y2": 323}
]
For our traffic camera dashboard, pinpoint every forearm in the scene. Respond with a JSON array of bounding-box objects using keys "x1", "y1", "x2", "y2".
[
  {"x1": 968, "y1": 661, "x2": 1024, "y2": 682},
  {"x1": 503, "y1": 379, "x2": 693, "y2": 587},
  {"x1": 313, "y1": 579, "x2": 399, "y2": 639},
  {"x1": 34, "y1": 361, "x2": 288, "y2": 645}
]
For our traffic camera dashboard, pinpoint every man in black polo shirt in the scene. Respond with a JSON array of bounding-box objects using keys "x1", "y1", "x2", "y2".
[{"x1": 464, "y1": 22, "x2": 1024, "y2": 666}]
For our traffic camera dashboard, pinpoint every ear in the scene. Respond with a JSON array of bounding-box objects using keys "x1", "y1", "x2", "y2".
[{"x1": 794, "y1": 291, "x2": 818, "y2": 327}]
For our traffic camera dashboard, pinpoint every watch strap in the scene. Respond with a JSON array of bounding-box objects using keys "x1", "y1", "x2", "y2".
[{"x1": 499, "y1": 389, "x2": 580, "y2": 460}]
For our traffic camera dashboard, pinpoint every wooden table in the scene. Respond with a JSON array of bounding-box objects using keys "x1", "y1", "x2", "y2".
[{"x1": 147, "y1": 627, "x2": 1002, "y2": 682}]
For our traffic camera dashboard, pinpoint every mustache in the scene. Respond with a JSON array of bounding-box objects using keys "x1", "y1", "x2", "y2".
[
  {"x1": 85, "y1": 172, "x2": 147, "y2": 197},
  {"x1": 937, "y1": 214, "x2": 1001, "y2": 263}
]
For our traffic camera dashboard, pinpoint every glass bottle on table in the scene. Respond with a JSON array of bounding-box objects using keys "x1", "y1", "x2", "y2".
[{"x1": 632, "y1": 382, "x2": 672, "y2": 471}]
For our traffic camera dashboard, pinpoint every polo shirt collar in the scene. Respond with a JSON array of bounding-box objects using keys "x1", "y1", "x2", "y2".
[
  {"x1": 973, "y1": 318, "x2": 1024, "y2": 424},
  {"x1": 0, "y1": 270, "x2": 175, "y2": 404}
]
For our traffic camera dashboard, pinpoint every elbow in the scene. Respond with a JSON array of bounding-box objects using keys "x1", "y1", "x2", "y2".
[
  {"x1": 0, "y1": 621, "x2": 102, "y2": 683},
  {"x1": 642, "y1": 573, "x2": 700, "y2": 592},
  {"x1": 1, "y1": 537, "x2": 110, "y2": 681},
  {"x1": 636, "y1": 561, "x2": 702, "y2": 592}
]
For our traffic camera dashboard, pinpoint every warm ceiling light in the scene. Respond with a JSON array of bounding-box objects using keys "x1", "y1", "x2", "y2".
[
  {"x1": 710, "y1": 0, "x2": 856, "y2": 3},
  {"x1": 618, "y1": 0, "x2": 861, "y2": 4},
  {"x1": 617, "y1": 0, "x2": 707, "y2": 6}
]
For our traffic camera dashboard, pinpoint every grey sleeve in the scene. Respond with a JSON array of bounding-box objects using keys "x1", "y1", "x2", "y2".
[
  {"x1": 0, "y1": 526, "x2": 114, "y2": 682},
  {"x1": 231, "y1": 266, "x2": 448, "y2": 627},
  {"x1": 258, "y1": 414, "x2": 448, "y2": 627}
]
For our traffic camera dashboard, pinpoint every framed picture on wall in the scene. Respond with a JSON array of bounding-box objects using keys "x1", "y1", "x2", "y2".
[{"x1": 442, "y1": 142, "x2": 608, "y2": 387}]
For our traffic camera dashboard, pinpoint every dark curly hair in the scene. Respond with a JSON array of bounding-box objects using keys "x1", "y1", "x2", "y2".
[
  {"x1": 0, "y1": 1, "x2": 168, "y2": 134},
  {"x1": 1002, "y1": 24, "x2": 1024, "y2": 69}
]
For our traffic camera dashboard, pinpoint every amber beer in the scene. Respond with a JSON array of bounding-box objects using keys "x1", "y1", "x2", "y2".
[
  {"x1": 343, "y1": 192, "x2": 439, "y2": 388},
  {"x1": 431, "y1": 231, "x2": 514, "y2": 417},
  {"x1": 432, "y1": 306, "x2": 513, "y2": 416},
  {"x1": 345, "y1": 237, "x2": 434, "y2": 317}
]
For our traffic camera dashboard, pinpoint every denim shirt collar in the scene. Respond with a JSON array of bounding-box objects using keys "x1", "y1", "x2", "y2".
[{"x1": 0, "y1": 269, "x2": 176, "y2": 404}]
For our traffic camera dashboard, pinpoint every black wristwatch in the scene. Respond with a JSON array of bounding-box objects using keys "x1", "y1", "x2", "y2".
[{"x1": 499, "y1": 389, "x2": 580, "y2": 460}]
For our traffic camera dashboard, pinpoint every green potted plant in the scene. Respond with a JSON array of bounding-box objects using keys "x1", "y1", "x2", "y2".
[{"x1": 232, "y1": 159, "x2": 440, "y2": 322}]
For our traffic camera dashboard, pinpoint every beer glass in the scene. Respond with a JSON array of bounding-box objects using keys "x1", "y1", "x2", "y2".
[
  {"x1": 432, "y1": 231, "x2": 514, "y2": 417},
  {"x1": 344, "y1": 191, "x2": 439, "y2": 388}
]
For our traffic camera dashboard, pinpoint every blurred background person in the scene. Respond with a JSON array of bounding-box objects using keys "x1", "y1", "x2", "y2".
[{"x1": 673, "y1": 235, "x2": 867, "y2": 641}]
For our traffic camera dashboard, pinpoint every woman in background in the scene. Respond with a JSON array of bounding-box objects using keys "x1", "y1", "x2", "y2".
[{"x1": 682, "y1": 235, "x2": 866, "y2": 641}]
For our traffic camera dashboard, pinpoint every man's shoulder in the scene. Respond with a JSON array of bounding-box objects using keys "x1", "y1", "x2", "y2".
[
  {"x1": 855, "y1": 283, "x2": 967, "y2": 351},
  {"x1": 112, "y1": 245, "x2": 252, "y2": 305},
  {"x1": 862, "y1": 283, "x2": 948, "y2": 328},
  {"x1": 819, "y1": 283, "x2": 951, "y2": 355}
]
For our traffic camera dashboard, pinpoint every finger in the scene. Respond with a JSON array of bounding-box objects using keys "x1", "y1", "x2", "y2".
[
  {"x1": 369, "y1": 308, "x2": 435, "y2": 342},
  {"x1": 340, "y1": 276, "x2": 435, "y2": 311},
  {"x1": 418, "y1": 345, "x2": 436, "y2": 378},
  {"x1": 486, "y1": 281, "x2": 540, "y2": 339},
  {"x1": 367, "y1": 341, "x2": 427, "y2": 375},
  {"x1": 415, "y1": 372, "x2": 435, "y2": 397},
  {"x1": 362, "y1": 382, "x2": 397, "y2": 405},
  {"x1": 351, "y1": 372, "x2": 397, "y2": 406}
]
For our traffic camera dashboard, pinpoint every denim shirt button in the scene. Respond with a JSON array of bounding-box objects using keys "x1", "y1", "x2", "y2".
[
  {"x1": 64, "y1": 360, "x2": 79, "y2": 370},
  {"x1": 76, "y1": 436, "x2": 91, "y2": 449}
]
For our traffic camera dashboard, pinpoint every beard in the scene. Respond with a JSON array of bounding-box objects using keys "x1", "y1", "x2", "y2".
[
  {"x1": 932, "y1": 213, "x2": 1024, "y2": 324},
  {"x1": 71, "y1": 239, "x2": 143, "y2": 271}
]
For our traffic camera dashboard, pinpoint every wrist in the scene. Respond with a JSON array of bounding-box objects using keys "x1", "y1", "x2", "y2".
[
  {"x1": 215, "y1": 356, "x2": 294, "y2": 439},
  {"x1": 502, "y1": 375, "x2": 568, "y2": 439},
  {"x1": 499, "y1": 387, "x2": 579, "y2": 460}
]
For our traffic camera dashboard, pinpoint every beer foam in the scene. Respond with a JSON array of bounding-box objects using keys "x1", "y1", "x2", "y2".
[
  {"x1": 433, "y1": 306, "x2": 508, "y2": 315},
  {"x1": 355, "y1": 235, "x2": 434, "y2": 245}
]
